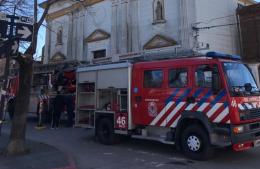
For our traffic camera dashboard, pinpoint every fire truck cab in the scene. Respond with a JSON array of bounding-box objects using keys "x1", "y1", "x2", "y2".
[{"x1": 76, "y1": 52, "x2": 260, "y2": 160}]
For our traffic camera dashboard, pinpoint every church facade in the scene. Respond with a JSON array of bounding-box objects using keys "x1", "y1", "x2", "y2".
[{"x1": 41, "y1": 0, "x2": 248, "y2": 64}]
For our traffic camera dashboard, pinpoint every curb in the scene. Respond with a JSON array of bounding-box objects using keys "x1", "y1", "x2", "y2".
[
  {"x1": 42, "y1": 144, "x2": 78, "y2": 169},
  {"x1": 52, "y1": 149, "x2": 77, "y2": 169}
]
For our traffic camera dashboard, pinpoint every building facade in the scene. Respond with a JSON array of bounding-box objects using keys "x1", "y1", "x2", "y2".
[{"x1": 41, "y1": 0, "x2": 255, "y2": 64}]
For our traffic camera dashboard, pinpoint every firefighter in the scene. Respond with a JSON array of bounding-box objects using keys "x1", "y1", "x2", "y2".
[
  {"x1": 7, "y1": 96, "x2": 15, "y2": 120},
  {"x1": 52, "y1": 88, "x2": 65, "y2": 129},
  {"x1": 36, "y1": 89, "x2": 48, "y2": 129},
  {"x1": 65, "y1": 92, "x2": 74, "y2": 127}
]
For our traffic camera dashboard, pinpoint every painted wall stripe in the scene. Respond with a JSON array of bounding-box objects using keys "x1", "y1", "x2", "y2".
[
  {"x1": 207, "y1": 103, "x2": 223, "y2": 118},
  {"x1": 160, "y1": 102, "x2": 186, "y2": 127},
  {"x1": 150, "y1": 101, "x2": 175, "y2": 125},
  {"x1": 197, "y1": 103, "x2": 210, "y2": 112},
  {"x1": 213, "y1": 107, "x2": 229, "y2": 123}
]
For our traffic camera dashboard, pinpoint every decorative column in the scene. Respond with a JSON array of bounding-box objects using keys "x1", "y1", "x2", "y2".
[
  {"x1": 71, "y1": 11, "x2": 78, "y2": 60},
  {"x1": 67, "y1": 13, "x2": 73, "y2": 60},
  {"x1": 128, "y1": 0, "x2": 140, "y2": 52},
  {"x1": 77, "y1": 9, "x2": 84, "y2": 61},
  {"x1": 44, "y1": 19, "x2": 51, "y2": 64},
  {"x1": 111, "y1": 0, "x2": 119, "y2": 55},
  {"x1": 120, "y1": 0, "x2": 128, "y2": 54},
  {"x1": 179, "y1": 0, "x2": 190, "y2": 49}
]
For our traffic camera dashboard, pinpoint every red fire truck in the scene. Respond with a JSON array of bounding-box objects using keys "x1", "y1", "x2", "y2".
[{"x1": 76, "y1": 52, "x2": 260, "y2": 160}]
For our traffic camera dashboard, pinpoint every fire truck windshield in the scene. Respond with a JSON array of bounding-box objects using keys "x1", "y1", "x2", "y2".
[{"x1": 223, "y1": 62, "x2": 259, "y2": 96}]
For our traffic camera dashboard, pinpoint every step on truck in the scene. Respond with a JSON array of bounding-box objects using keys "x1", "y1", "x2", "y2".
[{"x1": 76, "y1": 52, "x2": 260, "y2": 160}]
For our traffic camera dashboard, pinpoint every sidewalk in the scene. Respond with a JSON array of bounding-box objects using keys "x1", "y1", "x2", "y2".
[{"x1": 0, "y1": 134, "x2": 77, "y2": 169}]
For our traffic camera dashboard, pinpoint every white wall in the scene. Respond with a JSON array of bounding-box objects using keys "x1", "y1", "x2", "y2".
[
  {"x1": 48, "y1": 0, "x2": 74, "y2": 14},
  {"x1": 138, "y1": 0, "x2": 180, "y2": 49},
  {"x1": 84, "y1": 0, "x2": 112, "y2": 61},
  {"x1": 48, "y1": 14, "x2": 70, "y2": 61},
  {"x1": 44, "y1": 0, "x2": 240, "y2": 64},
  {"x1": 195, "y1": 0, "x2": 239, "y2": 54}
]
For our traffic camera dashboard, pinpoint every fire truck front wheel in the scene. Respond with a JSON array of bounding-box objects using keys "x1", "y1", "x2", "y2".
[
  {"x1": 96, "y1": 118, "x2": 116, "y2": 145},
  {"x1": 181, "y1": 124, "x2": 214, "y2": 160}
]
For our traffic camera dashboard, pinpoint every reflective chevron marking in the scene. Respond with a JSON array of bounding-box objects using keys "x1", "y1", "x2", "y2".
[
  {"x1": 252, "y1": 102, "x2": 258, "y2": 108},
  {"x1": 207, "y1": 103, "x2": 223, "y2": 118},
  {"x1": 185, "y1": 103, "x2": 197, "y2": 111},
  {"x1": 149, "y1": 89, "x2": 232, "y2": 127},
  {"x1": 245, "y1": 103, "x2": 253, "y2": 109},
  {"x1": 238, "y1": 104, "x2": 245, "y2": 110},
  {"x1": 171, "y1": 115, "x2": 182, "y2": 128},
  {"x1": 213, "y1": 107, "x2": 229, "y2": 123},
  {"x1": 160, "y1": 102, "x2": 185, "y2": 127},
  {"x1": 150, "y1": 101, "x2": 174, "y2": 126},
  {"x1": 197, "y1": 103, "x2": 210, "y2": 112}
]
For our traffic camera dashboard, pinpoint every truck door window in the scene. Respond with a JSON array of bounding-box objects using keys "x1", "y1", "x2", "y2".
[
  {"x1": 169, "y1": 68, "x2": 188, "y2": 88},
  {"x1": 144, "y1": 70, "x2": 163, "y2": 88},
  {"x1": 195, "y1": 65, "x2": 218, "y2": 88}
]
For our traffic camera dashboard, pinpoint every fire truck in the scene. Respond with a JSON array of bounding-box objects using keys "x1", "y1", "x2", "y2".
[{"x1": 76, "y1": 51, "x2": 260, "y2": 160}]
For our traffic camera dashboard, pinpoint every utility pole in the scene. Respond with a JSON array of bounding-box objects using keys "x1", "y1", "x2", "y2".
[{"x1": 0, "y1": 7, "x2": 16, "y2": 135}]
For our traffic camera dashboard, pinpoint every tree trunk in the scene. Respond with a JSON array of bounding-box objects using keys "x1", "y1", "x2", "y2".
[{"x1": 6, "y1": 56, "x2": 33, "y2": 156}]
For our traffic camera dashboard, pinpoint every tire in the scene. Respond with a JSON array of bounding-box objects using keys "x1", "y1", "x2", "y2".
[
  {"x1": 181, "y1": 124, "x2": 214, "y2": 160},
  {"x1": 96, "y1": 118, "x2": 115, "y2": 145}
]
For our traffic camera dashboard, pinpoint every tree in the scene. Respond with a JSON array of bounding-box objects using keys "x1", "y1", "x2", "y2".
[{"x1": 0, "y1": 0, "x2": 54, "y2": 155}]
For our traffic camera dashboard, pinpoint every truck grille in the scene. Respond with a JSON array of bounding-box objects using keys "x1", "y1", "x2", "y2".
[{"x1": 242, "y1": 109, "x2": 260, "y2": 120}]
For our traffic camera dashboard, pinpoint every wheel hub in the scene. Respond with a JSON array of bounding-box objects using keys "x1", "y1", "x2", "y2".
[{"x1": 187, "y1": 135, "x2": 201, "y2": 152}]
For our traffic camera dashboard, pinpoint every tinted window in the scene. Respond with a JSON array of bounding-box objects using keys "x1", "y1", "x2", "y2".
[
  {"x1": 144, "y1": 70, "x2": 163, "y2": 88},
  {"x1": 195, "y1": 65, "x2": 218, "y2": 88},
  {"x1": 169, "y1": 68, "x2": 188, "y2": 88}
]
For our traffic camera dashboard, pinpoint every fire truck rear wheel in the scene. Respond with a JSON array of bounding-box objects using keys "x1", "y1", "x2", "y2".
[
  {"x1": 96, "y1": 118, "x2": 115, "y2": 145},
  {"x1": 181, "y1": 124, "x2": 214, "y2": 160}
]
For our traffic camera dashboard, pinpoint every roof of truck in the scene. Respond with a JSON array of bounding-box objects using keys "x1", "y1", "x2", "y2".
[{"x1": 134, "y1": 52, "x2": 241, "y2": 68}]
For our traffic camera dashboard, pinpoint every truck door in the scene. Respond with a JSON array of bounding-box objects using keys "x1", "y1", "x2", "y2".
[
  {"x1": 141, "y1": 67, "x2": 191, "y2": 128},
  {"x1": 149, "y1": 67, "x2": 191, "y2": 128},
  {"x1": 162, "y1": 67, "x2": 191, "y2": 128},
  {"x1": 192, "y1": 64, "x2": 229, "y2": 123},
  {"x1": 137, "y1": 69, "x2": 167, "y2": 125}
]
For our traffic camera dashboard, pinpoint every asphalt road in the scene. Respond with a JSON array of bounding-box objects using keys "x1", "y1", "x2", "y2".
[{"x1": 2, "y1": 120, "x2": 260, "y2": 169}]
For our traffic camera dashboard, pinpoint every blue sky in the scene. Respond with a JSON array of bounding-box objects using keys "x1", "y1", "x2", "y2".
[{"x1": 36, "y1": 0, "x2": 260, "y2": 60}]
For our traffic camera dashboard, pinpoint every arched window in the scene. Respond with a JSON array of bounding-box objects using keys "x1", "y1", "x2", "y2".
[
  {"x1": 56, "y1": 26, "x2": 63, "y2": 45},
  {"x1": 153, "y1": 0, "x2": 165, "y2": 23}
]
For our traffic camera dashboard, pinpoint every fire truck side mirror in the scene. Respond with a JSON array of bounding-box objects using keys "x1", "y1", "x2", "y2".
[{"x1": 212, "y1": 73, "x2": 221, "y2": 93}]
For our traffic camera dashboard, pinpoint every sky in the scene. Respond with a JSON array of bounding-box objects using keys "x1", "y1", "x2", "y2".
[{"x1": 36, "y1": 0, "x2": 260, "y2": 60}]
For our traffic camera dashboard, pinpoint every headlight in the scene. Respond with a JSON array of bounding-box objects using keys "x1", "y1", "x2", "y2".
[{"x1": 233, "y1": 126, "x2": 244, "y2": 134}]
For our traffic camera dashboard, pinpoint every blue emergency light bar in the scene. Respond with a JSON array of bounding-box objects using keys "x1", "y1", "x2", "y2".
[{"x1": 206, "y1": 51, "x2": 241, "y2": 60}]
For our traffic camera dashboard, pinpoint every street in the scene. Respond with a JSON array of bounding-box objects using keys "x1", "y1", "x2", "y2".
[{"x1": 2, "y1": 119, "x2": 260, "y2": 169}]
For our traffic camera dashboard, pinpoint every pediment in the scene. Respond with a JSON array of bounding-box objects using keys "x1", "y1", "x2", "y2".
[
  {"x1": 144, "y1": 35, "x2": 177, "y2": 50},
  {"x1": 50, "y1": 52, "x2": 66, "y2": 63},
  {"x1": 85, "y1": 29, "x2": 110, "y2": 43}
]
